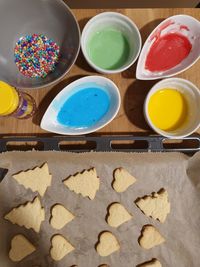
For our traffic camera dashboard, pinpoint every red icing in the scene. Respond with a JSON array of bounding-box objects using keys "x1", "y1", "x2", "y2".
[
  {"x1": 145, "y1": 32, "x2": 192, "y2": 72},
  {"x1": 180, "y1": 25, "x2": 190, "y2": 31},
  {"x1": 150, "y1": 20, "x2": 175, "y2": 41}
]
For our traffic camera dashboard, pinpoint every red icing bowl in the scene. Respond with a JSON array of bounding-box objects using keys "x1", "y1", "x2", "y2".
[{"x1": 136, "y1": 15, "x2": 200, "y2": 80}]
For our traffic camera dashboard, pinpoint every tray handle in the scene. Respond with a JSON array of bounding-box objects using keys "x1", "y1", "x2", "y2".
[{"x1": 0, "y1": 135, "x2": 200, "y2": 153}]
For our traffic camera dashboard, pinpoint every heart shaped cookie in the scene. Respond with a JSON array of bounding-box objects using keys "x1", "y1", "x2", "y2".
[
  {"x1": 96, "y1": 231, "x2": 120, "y2": 257},
  {"x1": 50, "y1": 204, "x2": 75, "y2": 230},
  {"x1": 50, "y1": 234, "x2": 74, "y2": 261},
  {"x1": 113, "y1": 168, "x2": 136, "y2": 193},
  {"x1": 137, "y1": 258, "x2": 162, "y2": 267},
  {"x1": 9, "y1": 234, "x2": 36, "y2": 262},
  {"x1": 139, "y1": 225, "x2": 165, "y2": 249},
  {"x1": 107, "y1": 202, "x2": 132, "y2": 227}
]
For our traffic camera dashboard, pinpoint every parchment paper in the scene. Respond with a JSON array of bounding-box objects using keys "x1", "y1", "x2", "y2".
[{"x1": 0, "y1": 151, "x2": 200, "y2": 267}]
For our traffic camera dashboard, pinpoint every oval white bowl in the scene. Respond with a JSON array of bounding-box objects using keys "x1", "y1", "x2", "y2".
[
  {"x1": 136, "y1": 15, "x2": 200, "y2": 80},
  {"x1": 40, "y1": 76, "x2": 121, "y2": 135}
]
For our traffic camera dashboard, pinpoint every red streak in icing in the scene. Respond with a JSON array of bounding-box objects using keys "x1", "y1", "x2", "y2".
[
  {"x1": 145, "y1": 32, "x2": 192, "y2": 72},
  {"x1": 150, "y1": 20, "x2": 175, "y2": 41},
  {"x1": 180, "y1": 25, "x2": 190, "y2": 31}
]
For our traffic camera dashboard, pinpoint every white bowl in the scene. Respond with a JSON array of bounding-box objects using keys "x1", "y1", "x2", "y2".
[
  {"x1": 144, "y1": 78, "x2": 200, "y2": 138},
  {"x1": 81, "y1": 12, "x2": 142, "y2": 74},
  {"x1": 40, "y1": 76, "x2": 121, "y2": 135},
  {"x1": 137, "y1": 15, "x2": 200, "y2": 80}
]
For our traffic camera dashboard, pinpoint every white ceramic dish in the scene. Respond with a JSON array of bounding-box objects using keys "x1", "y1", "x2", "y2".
[
  {"x1": 81, "y1": 12, "x2": 142, "y2": 74},
  {"x1": 40, "y1": 76, "x2": 121, "y2": 135},
  {"x1": 144, "y1": 78, "x2": 200, "y2": 138},
  {"x1": 136, "y1": 15, "x2": 200, "y2": 80}
]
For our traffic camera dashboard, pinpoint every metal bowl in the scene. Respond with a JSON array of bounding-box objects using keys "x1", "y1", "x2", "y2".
[{"x1": 0, "y1": 0, "x2": 80, "y2": 89}]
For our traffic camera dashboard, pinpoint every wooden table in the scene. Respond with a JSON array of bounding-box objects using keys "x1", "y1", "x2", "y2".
[{"x1": 1, "y1": 8, "x2": 200, "y2": 136}]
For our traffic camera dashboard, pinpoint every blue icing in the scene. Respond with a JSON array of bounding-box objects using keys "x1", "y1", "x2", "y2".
[{"x1": 57, "y1": 87, "x2": 110, "y2": 128}]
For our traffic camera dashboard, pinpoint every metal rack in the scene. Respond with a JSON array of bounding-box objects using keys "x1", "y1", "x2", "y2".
[{"x1": 0, "y1": 135, "x2": 199, "y2": 153}]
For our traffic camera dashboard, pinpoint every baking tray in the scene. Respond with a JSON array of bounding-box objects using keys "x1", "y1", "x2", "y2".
[
  {"x1": 1, "y1": 134, "x2": 198, "y2": 182},
  {"x1": 0, "y1": 134, "x2": 200, "y2": 153},
  {"x1": 1, "y1": 136, "x2": 200, "y2": 266},
  {"x1": 1, "y1": 140, "x2": 200, "y2": 266}
]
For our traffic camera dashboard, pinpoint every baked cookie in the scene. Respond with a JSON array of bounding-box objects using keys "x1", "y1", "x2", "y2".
[
  {"x1": 50, "y1": 234, "x2": 74, "y2": 261},
  {"x1": 113, "y1": 168, "x2": 136, "y2": 192},
  {"x1": 63, "y1": 168, "x2": 100, "y2": 200},
  {"x1": 9, "y1": 234, "x2": 36, "y2": 262},
  {"x1": 50, "y1": 204, "x2": 75, "y2": 230},
  {"x1": 137, "y1": 258, "x2": 162, "y2": 267},
  {"x1": 96, "y1": 231, "x2": 120, "y2": 257},
  {"x1": 12, "y1": 163, "x2": 52, "y2": 197},
  {"x1": 4, "y1": 197, "x2": 45, "y2": 233},
  {"x1": 135, "y1": 189, "x2": 170, "y2": 223},
  {"x1": 106, "y1": 202, "x2": 132, "y2": 227},
  {"x1": 138, "y1": 225, "x2": 165, "y2": 249}
]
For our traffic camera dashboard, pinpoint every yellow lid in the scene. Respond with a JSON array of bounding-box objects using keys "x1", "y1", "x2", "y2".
[{"x1": 0, "y1": 81, "x2": 19, "y2": 115}]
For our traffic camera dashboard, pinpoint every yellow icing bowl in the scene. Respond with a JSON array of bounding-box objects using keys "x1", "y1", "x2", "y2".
[{"x1": 144, "y1": 78, "x2": 200, "y2": 138}]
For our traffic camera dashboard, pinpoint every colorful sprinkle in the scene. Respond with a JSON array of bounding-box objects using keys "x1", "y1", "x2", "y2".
[{"x1": 14, "y1": 34, "x2": 60, "y2": 78}]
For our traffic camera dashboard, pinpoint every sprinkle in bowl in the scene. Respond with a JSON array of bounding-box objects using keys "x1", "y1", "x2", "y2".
[{"x1": 0, "y1": 0, "x2": 80, "y2": 89}]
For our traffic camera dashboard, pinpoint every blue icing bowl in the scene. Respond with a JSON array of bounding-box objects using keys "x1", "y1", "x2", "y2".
[{"x1": 40, "y1": 76, "x2": 121, "y2": 135}]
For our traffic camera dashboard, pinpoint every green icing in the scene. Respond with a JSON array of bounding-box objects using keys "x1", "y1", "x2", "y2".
[{"x1": 87, "y1": 27, "x2": 131, "y2": 70}]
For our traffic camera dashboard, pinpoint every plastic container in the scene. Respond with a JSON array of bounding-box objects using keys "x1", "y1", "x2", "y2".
[{"x1": 0, "y1": 81, "x2": 36, "y2": 119}]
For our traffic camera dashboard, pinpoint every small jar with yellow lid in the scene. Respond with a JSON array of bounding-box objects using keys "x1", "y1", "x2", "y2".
[{"x1": 0, "y1": 81, "x2": 36, "y2": 119}]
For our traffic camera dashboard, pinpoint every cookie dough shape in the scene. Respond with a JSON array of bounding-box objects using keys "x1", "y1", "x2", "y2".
[
  {"x1": 50, "y1": 234, "x2": 74, "y2": 261},
  {"x1": 96, "y1": 231, "x2": 120, "y2": 257},
  {"x1": 50, "y1": 204, "x2": 75, "y2": 230},
  {"x1": 113, "y1": 168, "x2": 136, "y2": 192},
  {"x1": 139, "y1": 225, "x2": 165, "y2": 249},
  {"x1": 9, "y1": 234, "x2": 36, "y2": 262},
  {"x1": 4, "y1": 197, "x2": 45, "y2": 233},
  {"x1": 12, "y1": 163, "x2": 52, "y2": 197},
  {"x1": 137, "y1": 258, "x2": 162, "y2": 267},
  {"x1": 107, "y1": 203, "x2": 132, "y2": 228},
  {"x1": 63, "y1": 168, "x2": 100, "y2": 200},
  {"x1": 135, "y1": 189, "x2": 170, "y2": 223}
]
